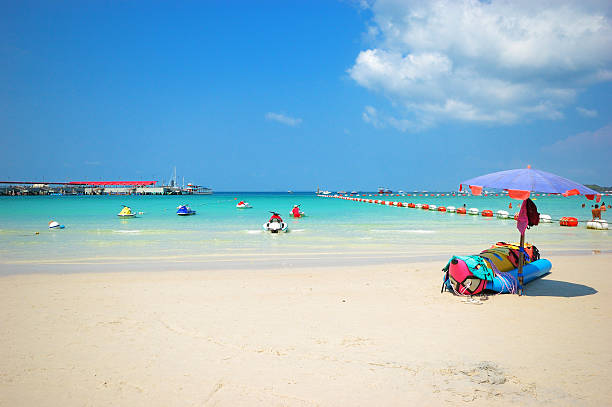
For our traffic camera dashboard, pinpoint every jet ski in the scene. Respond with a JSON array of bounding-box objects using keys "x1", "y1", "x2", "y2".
[
  {"x1": 236, "y1": 201, "x2": 252, "y2": 209},
  {"x1": 48, "y1": 220, "x2": 65, "y2": 229},
  {"x1": 117, "y1": 205, "x2": 136, "y2": 217},
  {"x1": 263, "y1": 212, "x2": 288, "y2": 233},
  {"x1": 176, "y1": 204, "x2": 196, "y2": 216}
]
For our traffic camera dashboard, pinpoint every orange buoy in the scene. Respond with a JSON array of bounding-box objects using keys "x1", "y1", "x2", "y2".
[
  {"x1": 438, "y1": 206, "x2": 447, "y2": 212},
  {"x1": 560, "y1": 217, "x2": 578, "y2": 227},
  {"x1": 422, "y1": 204, "x2": 429, "y2": 210},
  {"x1": 456, "y1": 207, "x2": 467, "y2": 214},
  {"x1": 481, "y1": 210, "x2": 493, "y2": 217}
]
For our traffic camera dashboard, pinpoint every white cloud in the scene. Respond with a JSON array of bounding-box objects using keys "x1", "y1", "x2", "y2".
[
  {"x1": 265, "y1": 112, "x2": 302, "y2": 127},
  {"x1": 361, "y1": 105, "x2": 424, "y2": 132},
  {"x1": 576, "y1": 107, "x2": 598, "y2": 117},
  {"x1": 349, "y1": 0, "x2": 612, "y2": 127}
]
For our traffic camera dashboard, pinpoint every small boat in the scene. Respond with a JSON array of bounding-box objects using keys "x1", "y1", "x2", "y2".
[
  {"x1": 117, "y1": 206, "x2": 136, "y2": 217},
  {"x1": 263, "y1": 212, "x2": 288, "y2": 233},
  {"x1": 176, "y1": 205, "x2": 196, "y2": 216},
  {"x1": 236, "y1": 201, "x2": 252, "y2": 209}
]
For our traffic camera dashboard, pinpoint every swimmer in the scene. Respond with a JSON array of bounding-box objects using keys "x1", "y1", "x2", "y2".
[{"x1": 592, "y1": 204, "x2": 602, "y2": 220}]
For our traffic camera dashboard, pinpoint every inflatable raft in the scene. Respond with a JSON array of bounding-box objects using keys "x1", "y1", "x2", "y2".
[{"x1": 442, "y1": 242, "x2": 551, "y2": 295}]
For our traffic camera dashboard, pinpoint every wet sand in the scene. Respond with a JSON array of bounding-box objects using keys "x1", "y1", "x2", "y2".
[{"x1": 1, "y1": 254, "x2": 611, "y2": 406}]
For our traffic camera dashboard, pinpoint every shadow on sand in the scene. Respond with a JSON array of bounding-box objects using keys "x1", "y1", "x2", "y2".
[{"x1": 524, "y1": 279, "x2": 597, "y2": 298}]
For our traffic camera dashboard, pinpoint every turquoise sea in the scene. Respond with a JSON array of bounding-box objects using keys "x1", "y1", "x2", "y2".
[{"x1": 0, "y1": 193, "x2": 609, "y2": 274}]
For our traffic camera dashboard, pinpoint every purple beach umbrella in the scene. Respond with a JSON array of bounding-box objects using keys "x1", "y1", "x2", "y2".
[
  {"x1": 459, "y1": 166, "x2": 601, "y2": 295},
  {"x1": 460, "y1": 166, "x2": 600, "y2": 198}
]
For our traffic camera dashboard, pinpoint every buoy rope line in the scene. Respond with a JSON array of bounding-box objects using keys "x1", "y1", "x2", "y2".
[{"x1": 317, "y1": 194, "x2": 606, "y2": 226}]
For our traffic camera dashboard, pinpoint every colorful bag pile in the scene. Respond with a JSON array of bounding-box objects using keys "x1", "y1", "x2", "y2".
[{"x1": 442, "y1": 242, "x2": 540, "y2": 295}]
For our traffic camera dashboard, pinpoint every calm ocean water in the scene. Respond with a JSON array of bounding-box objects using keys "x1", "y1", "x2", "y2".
[{"x1": 0, "y1": 193, "x2": 609, "y2": 273}]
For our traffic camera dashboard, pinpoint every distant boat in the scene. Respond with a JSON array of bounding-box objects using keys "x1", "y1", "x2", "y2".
[{"x1": 184, "y1": 183, "x2": 213, "y2": 195}]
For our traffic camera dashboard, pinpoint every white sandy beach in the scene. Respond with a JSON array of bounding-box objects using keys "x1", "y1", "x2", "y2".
[{"x1": 1, "y1": 254, "x2": 611, "y2": 406}]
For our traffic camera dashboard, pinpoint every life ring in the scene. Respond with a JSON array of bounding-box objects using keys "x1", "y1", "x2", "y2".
[
  {"x1": 560, "y1": 217, "x2": 578, "y2": 227},
  {"x1": 481, "y1": 210, "x2": 493, "y2": 217}
]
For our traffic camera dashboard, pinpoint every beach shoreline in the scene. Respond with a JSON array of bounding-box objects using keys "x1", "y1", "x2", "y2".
[{"x1": 1, "y1": 253, "x2": 611, "y2": 406}]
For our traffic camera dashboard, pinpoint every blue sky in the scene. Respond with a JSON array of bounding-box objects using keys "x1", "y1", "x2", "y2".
[{"x1": 1, "y1": 0, "x2": 611, "y2": 191}]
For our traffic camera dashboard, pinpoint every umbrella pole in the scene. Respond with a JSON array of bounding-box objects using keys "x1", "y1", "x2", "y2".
[{"x1": 518, "y1": 232, "x2": 525, "y2": 296}]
